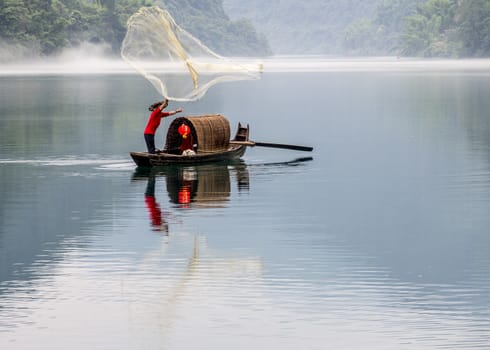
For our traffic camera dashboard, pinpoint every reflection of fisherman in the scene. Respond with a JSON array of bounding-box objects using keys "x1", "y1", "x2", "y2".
[
  {"x1": 144, "y1": 99, "x2": 183, "y2": 154},
  {"x1": 144, "y1": 175, "x2": 168, "y2": 233}
]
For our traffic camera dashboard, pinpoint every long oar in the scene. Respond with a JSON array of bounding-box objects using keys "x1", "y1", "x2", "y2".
[{"x1": 230, "y1": 140, "x2": 313, "y2": 152}]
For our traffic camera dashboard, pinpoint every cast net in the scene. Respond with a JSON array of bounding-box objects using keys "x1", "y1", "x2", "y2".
[{"x1": 121, "y1": 6, "x2": 263, "y2": 101}]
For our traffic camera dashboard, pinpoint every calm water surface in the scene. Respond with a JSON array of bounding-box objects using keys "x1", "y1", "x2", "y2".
[{"x1": 1, "y1": 61, "x2": 490, "y2": 349}]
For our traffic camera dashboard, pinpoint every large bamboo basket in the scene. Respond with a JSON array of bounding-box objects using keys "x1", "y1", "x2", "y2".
[{"x1": 165, "y1": 114, "x2": 231, "y2": 153}]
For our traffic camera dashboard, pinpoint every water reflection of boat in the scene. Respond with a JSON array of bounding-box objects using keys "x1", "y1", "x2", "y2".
[
  {"x1": 132, "y1": 157, "x2": 313, "y2": 230},
  {"x1": 130, "y1": 115, "x2": 249, "y2": 167},
  {"x1": 132, "y1": 161, "x2": 250, "y2": 209}
]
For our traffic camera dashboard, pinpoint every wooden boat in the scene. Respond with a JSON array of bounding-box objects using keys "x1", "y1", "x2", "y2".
[{"x1": 130, "y1": 114, "x2": 249, "y2": 167}]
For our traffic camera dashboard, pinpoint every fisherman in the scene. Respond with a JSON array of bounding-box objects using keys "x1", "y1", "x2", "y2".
[{"x1": 144, "y1": 99, "x2": 183, "y2": 154}]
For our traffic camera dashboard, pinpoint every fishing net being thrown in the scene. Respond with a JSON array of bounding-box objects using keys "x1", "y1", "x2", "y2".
[{"x1": 121, "y1": 6, "x2": 263, "y2": 101}]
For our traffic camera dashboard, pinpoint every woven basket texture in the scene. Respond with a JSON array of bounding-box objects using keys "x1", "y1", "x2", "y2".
[{"x1": 165, "y1": 115, "x2": 230, "y2": 153}]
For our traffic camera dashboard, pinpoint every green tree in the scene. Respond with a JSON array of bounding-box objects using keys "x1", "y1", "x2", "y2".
[
  {"x1": 456, "y1": 0, "x2": 490, "y2": 56},
  {"x1": 0, "y1": 0, "x2": 34, "y2": 41},
  {"x1": 401, "y1": 0, "x2": 459, "y2": 57},
  {"x1": 342, "y1": 0, "x2": 424, "y2": 55}
]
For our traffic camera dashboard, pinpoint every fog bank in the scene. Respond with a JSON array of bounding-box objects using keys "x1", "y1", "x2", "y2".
[
  {"x1": 2, "y1": 54, "x2": 490, "y2": 76},
  {"x1": 0, "y1": 42, "x2": 129, "y2": 75}
]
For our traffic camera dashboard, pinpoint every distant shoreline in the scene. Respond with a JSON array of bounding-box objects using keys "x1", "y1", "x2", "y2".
[{"x1": 1, "y1": 56, "x2": 490, "y2": 76}]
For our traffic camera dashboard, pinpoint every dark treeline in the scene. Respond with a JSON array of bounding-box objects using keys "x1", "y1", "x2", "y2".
[
  {"x1": 0, "y1": 0, "x2": 271, "y2": 62},
  {"x1": 0, "y1": 0, "x2": 146, "y2": 59}
]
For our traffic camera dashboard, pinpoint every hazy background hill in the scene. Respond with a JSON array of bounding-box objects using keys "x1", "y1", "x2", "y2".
[
  {"x1": 223, "y1": 0, "x2": 379, "y2": 55},
  {"x1": 223, "y1": 0, "x2": 420, "y2": 55},
  {"x1": 224, "y1": 0, "x2": 490, "y2": 57}
]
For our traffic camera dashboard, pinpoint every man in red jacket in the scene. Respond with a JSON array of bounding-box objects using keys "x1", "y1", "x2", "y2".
[{"x1": 144, "y1": 99, "x2": 183, "y2": 153}]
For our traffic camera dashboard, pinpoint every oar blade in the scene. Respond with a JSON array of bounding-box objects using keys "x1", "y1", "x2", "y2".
[
  {"x1": 254, "y1": 142, "x2": 313, "y2": 152},
  {"x1": 229, "y1": 140, "x2": 313, "y2": 152}
]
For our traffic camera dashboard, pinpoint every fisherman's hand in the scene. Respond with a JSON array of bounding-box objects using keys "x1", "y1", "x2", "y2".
[{"x1": 175, "y1": 108, "x2": 183, "y2": 113}]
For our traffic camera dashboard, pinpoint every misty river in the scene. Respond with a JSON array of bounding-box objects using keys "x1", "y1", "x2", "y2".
[{"x1": 1, "y1": 58, "x2": 490, "y2": 349}]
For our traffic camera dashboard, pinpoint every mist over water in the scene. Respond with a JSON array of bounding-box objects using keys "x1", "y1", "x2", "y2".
[
  {"x1": 1, "y1": 58, "x2": 490, "y2": 350},
  {"x1": 2, "y1": 54, "x2": 490, "y2": 76}
]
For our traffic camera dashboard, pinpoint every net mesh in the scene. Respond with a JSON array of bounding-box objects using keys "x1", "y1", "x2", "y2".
[{"x1": 121, "y1": 6, "x2": 262, "y2": 101}]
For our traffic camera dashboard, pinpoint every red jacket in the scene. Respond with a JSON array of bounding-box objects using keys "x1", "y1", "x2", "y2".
[{"x1": 144, "y1": 109, "x2": 171, "y2": 135}]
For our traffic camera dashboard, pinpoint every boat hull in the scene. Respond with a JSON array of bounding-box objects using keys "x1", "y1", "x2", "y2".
[{"x1": 130, "y1": 145, "x2": 247, "y2": 167}]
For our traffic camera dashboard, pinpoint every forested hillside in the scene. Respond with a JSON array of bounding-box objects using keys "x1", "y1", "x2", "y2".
[
  {"x1": 0, "y1": 0, "x2": 271, "y2": 62},
  {"x1": 345, "y1": 0, "x2": 490, "y2": 57},
  {"x1": 224, "y1": 0, "x2": 490, "y2": 57},
  {"x1": 1, "y1": 0, "x2": 489, "y2": 60}
]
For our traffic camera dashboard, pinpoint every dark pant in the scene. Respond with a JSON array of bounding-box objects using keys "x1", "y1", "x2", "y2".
[{"x1": 144, "y1": 134, "x2": 156, "y2": 153}]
